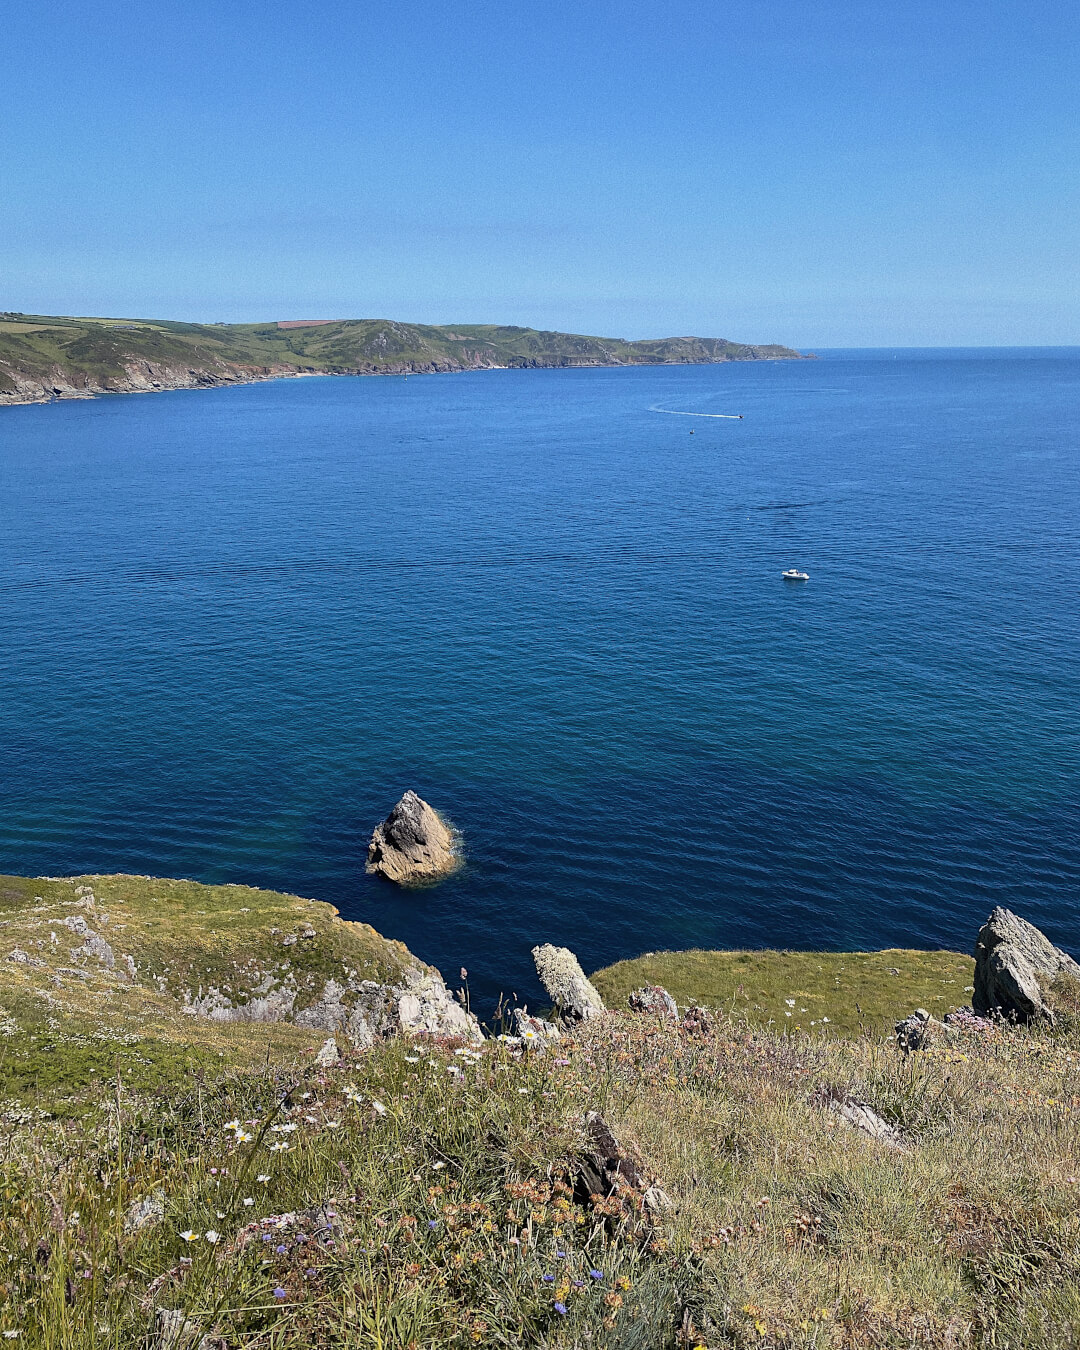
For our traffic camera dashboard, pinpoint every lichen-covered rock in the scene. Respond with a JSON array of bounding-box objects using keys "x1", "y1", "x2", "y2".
[
  {"x1": 973, "y1": 908, "x2": 1080, "y2": 1023},
  {"x1": 394, "y1": 967, "x2": 483, "y2": 1043},
  {"x1": 366, "y1": 791, "x2": 459, "y2": 884},
  {"x1": 628, "y1": 985, "x2": 678, "y2": 1019},
  {"x1": 531, "y1": 944, "x2": 605, "y2": 1022}
]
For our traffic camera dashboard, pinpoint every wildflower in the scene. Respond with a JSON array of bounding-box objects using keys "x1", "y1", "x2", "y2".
[
  {"x1": 405, "y1": 1056, "x2": 419, "y2": 1063},
  {"x1": 542, "y1": 1274, "x2": 555, "y2": 1283},
  {"x1": 268, "y1": 1142, "x2": 290, "y2": 1153},
  {"x1": 554, "y1": 1302, "x2": 567, "y2": 1315},
  {"x1": 372, "y1": 1100, "x2": 387, "y2": 1115},
  {"x1": 589, "y1": 1269, "x2": 604, "y2": 1280},
  {"x1": 262, "y1": 1234, "x2": 274, "y2": 1243},
  {"x1": 243, "y1": 1197, "x2": 255, "y2": 1206},
  {"x1": 205, "y1": 1230, "x2": 220, "y2": 1245},
  {"x1": 235, "y1": 1129, "x2": 254, "y2": 1144},
  {"x1": 325, "y1": 1119, "x2": 341, "y2": 1128},
  {"x1": 257, "y1": 1175, "x2": 271, "y2": 1184},
  {"x1": 276, "y1": 1244, "x2": 287, "y2": 1254},
  {"x1": 432, "y1": 1161, "x2": 446, "y2": 1170},
  {"x1": 785, "y1": 999, "x2": 795, "y2": 1008},
  {"x1": 304, "y1": 1114, "x2": 318, "y2": 1124},
  {"x1": 518, "y1": 1088, "x2": 529, "y2": 1094},
  {"x1": 273, "y1": 1287, "x2": 287, "y2": 1300},
  {"x1": 554, "y1": 1058, "x2": 570, "y2": 1066},
  {"x1": 271, "y1": 1123, "x2": 298, "y2": 1134},
  {"x1": 556, "y1": 1250, "x2": 567, "y2": 1258},
  {"x1": 616, "y1": 1276, "x2": 632, "y2": 1291},
  {"x1": 223, "y1": 1119, "x2": 240, "y2": 1131},
  {"x1": 300, "y1": 1092, "x2": 311, "y2": 1100},
  {"x1": 180, "y1": 1230, "x2": 199, "y2": 1242},
  {"x1": 3, "y1": 1332, "x2": 19, "y2": 1340}
]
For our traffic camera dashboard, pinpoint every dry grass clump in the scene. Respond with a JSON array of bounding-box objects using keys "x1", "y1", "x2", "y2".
[{"x1": 0, "y1": 1005, "x2": 1078, "y2": 1347}]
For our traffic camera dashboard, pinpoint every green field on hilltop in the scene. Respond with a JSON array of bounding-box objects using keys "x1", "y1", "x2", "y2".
[
  {"x1": 0, "y1": 310, "x2": 807, "y2": 402},
  {"x1": 591, "y1": 946, "x2": 975, "y2": 1039}
]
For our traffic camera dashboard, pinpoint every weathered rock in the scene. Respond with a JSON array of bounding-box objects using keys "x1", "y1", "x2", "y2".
[
  {"x1": 125, "y1": 1189, "x2": 165, "y2": 1233},
  {"x1": 8, "y1": 948, "x2": 45, "y2": 967},
  {"x1": 680, "y1": 1005, "x2": 712, "y2": 1036},
  {"x1": 182, "y1": 959, "x2": 480, "y2": 1049},
  {"x1": 628, "y1": 985, "x2": 678, "y2": 1019},
  {"x1": 314, "y1": 1037, "x2": 340, "y2": 1066},
  {"x1": 76, "y1": 931, "x2": 115, "y2": 969},
  {"x1": 831, "y1": 1096, "x2": 907, "y2": 1150},
  {"x1": 531, "y1": 944, "x2": 605, "y2": 1022},
  {"x1": 894, "y1": 1008, "x2": 950, "y2": 1053},
  {"x1": 366, "y1": 791, "x2": 459, "y2": 884},
  {"x1": 573, "y1": 1112, "x2": 669, "y2": 1230},
  {"x1": 973, "y1": 908, "x2": 1080, "y2": 1023},
  {"x1": 154, "y1": 1308, "x2": 221, "y2": 1350},
  {"x1": 513, "y1": 1008, "x2": 562, "y2": 1048}
]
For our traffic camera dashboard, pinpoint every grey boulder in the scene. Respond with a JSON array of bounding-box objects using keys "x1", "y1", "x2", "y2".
[{"x1": 973, "y1": 907, "x2": 1080, "y2": 1023}]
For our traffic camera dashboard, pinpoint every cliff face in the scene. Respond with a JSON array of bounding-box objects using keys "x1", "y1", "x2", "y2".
[{"x1": 0, "y1": 313, "x2": 811, "y2": 406}]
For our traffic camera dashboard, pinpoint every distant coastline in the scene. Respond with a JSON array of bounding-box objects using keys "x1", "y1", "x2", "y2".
[{"x1": 0, "y1": 311, "x2": 813, "y2": 407}]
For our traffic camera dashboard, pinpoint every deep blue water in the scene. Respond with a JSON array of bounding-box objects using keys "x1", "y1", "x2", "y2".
[{"x1": 2, "y1": 351, "x2": 1078, "y2": 1013}]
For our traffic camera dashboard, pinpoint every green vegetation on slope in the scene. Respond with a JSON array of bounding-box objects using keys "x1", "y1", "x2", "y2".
[
  {"x1": 590, "y1": 948, "x2": 976, "y2": 1040},
  {"x1": 1, "y1": 997, "x2": 1079, "y2": 1347},
  {"x1": 0, "y1": 311, "x2": 808, "y2": 403},
  {"x1": 0, "y1": 873, "x2": 414, "y2": 1111}
]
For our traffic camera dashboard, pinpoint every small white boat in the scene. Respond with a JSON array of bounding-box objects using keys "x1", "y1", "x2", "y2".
[{"x1": 782, "y1": 568, "x2": 809, "y2": 581}]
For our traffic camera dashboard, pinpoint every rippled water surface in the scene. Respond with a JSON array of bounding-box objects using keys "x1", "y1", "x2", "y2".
[{"x1": 2, "y1": 351, "x2": 1078, "y2": 1010}]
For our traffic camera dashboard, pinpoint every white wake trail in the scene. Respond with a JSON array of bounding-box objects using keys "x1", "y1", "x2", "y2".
[{"x1": 649, "y1": 406, "x2": 743, "y2": 419}]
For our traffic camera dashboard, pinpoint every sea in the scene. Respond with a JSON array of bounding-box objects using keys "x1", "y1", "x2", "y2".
[{"x1": 2, "y1": 349, "x2": 1078, "y2": 1014}]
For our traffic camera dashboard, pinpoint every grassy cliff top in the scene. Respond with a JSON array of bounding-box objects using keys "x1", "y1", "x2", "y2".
[
  {"x1": 0, "y1": 872, "x2": 415, "y2": 1111},
  {"x1": 0, "y1": 873, "x2": 1079, "y2": 1345},
  {"x1": 591, "y1": 947, "x2": 976, "y2": 1039}
]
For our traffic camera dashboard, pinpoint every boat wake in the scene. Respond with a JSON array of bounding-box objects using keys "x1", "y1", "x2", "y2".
[{"x1": 649, "y1": 405, "x2": 742, "y2": 419}]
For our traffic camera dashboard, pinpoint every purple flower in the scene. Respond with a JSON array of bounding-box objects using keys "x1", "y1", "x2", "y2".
[
  {"x1": 273, "y1": 1287, "x2": 287, "y2": 1300},
  {"x1": 556, "y1": 1250, "x2": 567, "y2": 1258},
  {"x1": 428, "y1": 1220, "x2": 437, "y2": 1229},
  {"x1": 542, "y1": 1274, "x2": 555, "y2": 1283},
  {"x1": 573, "y1": 1280, "x2": 584, "y2": 1288},
  {"x1": 305, "y1": 1268, "x2": 316, "y2": 1277},
  {"x1": 589, "y1": 1269, "x2": 603, "y2": 1280},
  {"x1": 275, "y1": 1244, "x2": 287, "y2": 1254},
  {"x1": 261, "y1": 1234, "x2": 273, "y2": 1242},
  {"x1": 554, "y1": 1302, "x2": 567, "y2": 1316}
]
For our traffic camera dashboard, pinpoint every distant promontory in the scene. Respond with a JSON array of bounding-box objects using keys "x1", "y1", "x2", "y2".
[{"x1": 0, "y1": 311, "x2": 812, "y2": 406}]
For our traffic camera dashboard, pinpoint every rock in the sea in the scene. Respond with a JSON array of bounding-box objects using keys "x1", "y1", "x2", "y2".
[
  {"x1": 628, "y1": 985, "x2": 678, "y2": 1019},
  {"x1": 531, "y1": 944, "x2": 605, "y2": 1022},
  {"x1": 366, "y1": 791, "x2": 459, "y2": 885},
  {"x1": 973, "y1": 907, "x2": 1080, "y2": 1023}
]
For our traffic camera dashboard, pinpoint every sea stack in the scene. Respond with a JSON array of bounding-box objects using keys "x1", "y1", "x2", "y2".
[{"x1": 366, "y1": 791, "x2": 459, "y2": 885}]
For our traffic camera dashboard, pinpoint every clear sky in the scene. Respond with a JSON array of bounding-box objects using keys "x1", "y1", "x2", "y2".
[{"x1": 2, "y1": 1, "x2": 1077, "y2": 346}]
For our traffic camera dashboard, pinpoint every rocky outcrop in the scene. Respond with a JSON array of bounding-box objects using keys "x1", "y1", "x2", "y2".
[
  {"x1": 366, "y1": 791, "x2": 459, "y2": 885},
  {"x1": 532, "y1": 945, "x2": 605, "y2": 1022},
  {"x1": 185, "y1": 963, "x2": 481, "y2": 1048},
  {"x1": 973, "y1": 908, "x2": 1080, "y2": 1023},
  {"x1": 628, "y1": 985, "x2": 678, "y2": 1019}
]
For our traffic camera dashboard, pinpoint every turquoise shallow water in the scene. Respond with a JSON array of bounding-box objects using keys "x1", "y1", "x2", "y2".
[{"x1": 1, "y1": 350, "x2": 1078, "y2": 1011}]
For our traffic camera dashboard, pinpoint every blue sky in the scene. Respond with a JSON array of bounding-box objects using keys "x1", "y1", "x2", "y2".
[{"x1": 2, "y1": 1, "x2": 1077, "y2": 345}]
